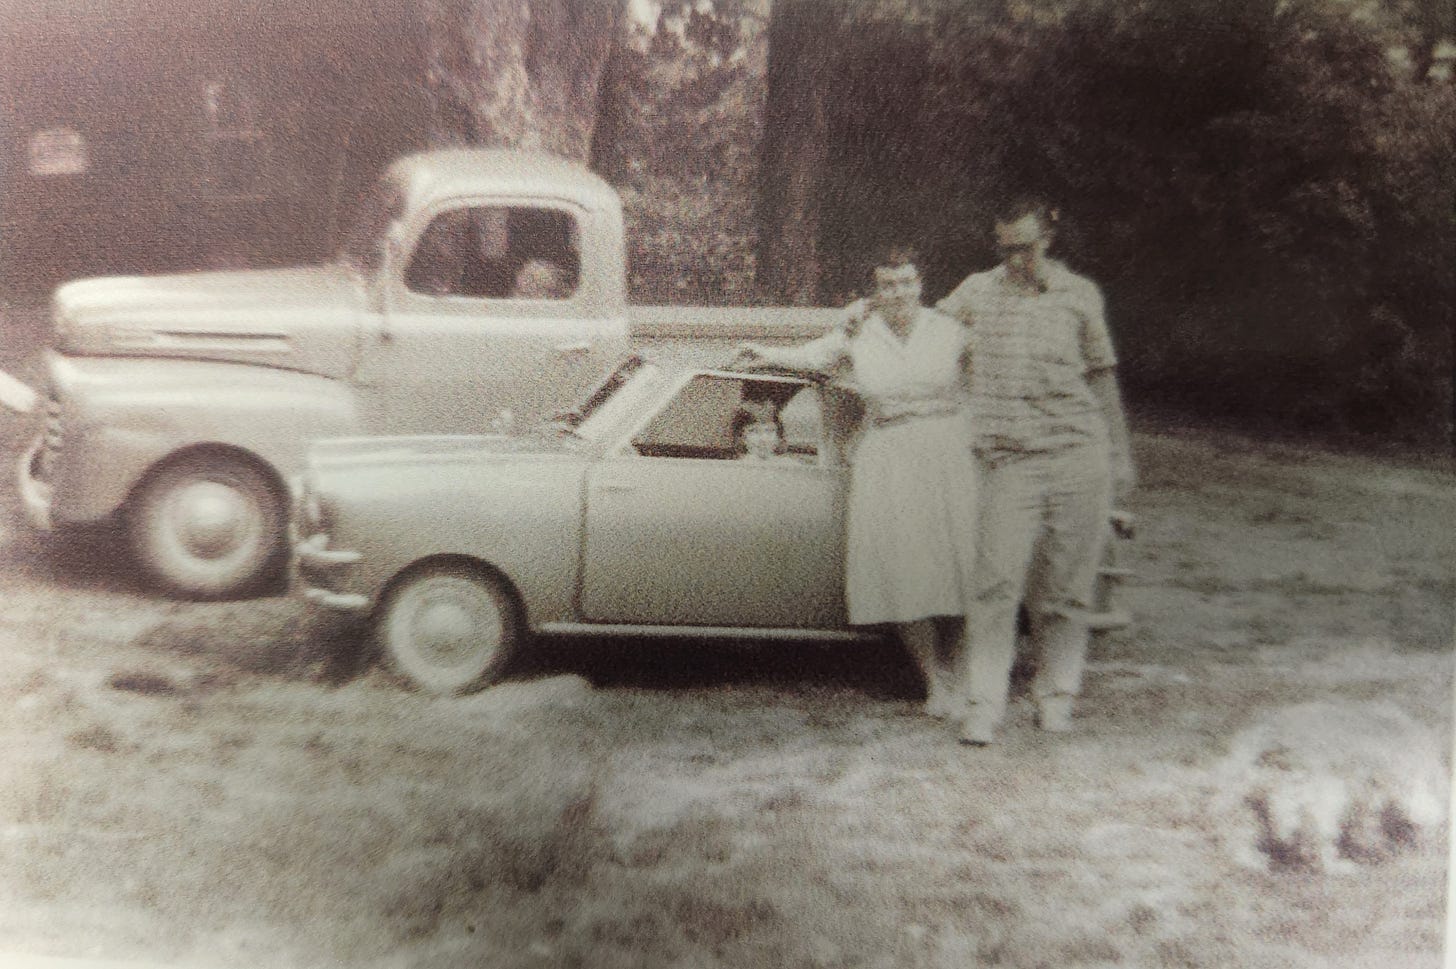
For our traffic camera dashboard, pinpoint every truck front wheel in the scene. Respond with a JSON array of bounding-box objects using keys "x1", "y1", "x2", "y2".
[{"x1": 129, "y1": 452, "x2": 284, "y2": 600}]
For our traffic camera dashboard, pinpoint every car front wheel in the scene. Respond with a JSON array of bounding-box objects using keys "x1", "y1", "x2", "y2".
[
  {"x1": 129, "y1": 452, "x2": 284, "y2": 600},
  {"x1": 376, "y1": 562, "x2": 521, "y2": 695}
]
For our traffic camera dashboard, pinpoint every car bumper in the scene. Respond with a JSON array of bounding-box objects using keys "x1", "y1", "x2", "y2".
[
  {"x1": 0, "y1": 368, "x2": 38, "y2": 415},
  {"x1": 294, "y1": 532, "x2": 369, "y2": 612},
  {"x1": 17, "y1": 437, "x2": 53, "y2": 530}
]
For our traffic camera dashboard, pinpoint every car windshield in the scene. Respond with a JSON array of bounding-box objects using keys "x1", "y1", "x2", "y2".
[
  {"x1": 336, "y1": 175, "x2": 405, "y2": 274},
  {"x1": 572, "y1": 357, "x2": 663, "y2": 444}
]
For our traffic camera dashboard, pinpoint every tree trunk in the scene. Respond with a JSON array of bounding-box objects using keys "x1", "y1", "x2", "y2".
[
  {"x1": 417, "y1": 0, "x2": 627, "y2": 158},
  {"x1": 758, "y1": 0, "x2": 834, "y2": 304}
]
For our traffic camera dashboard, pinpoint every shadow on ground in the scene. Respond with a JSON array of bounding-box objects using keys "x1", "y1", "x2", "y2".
[{"x1": 515, "y1": 633, "x2": 924, "y2": 701}]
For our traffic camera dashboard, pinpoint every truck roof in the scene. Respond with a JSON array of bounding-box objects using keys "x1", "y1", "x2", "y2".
[{"x1": 386, "y1": 148, "x2": 620, "y2": 212}]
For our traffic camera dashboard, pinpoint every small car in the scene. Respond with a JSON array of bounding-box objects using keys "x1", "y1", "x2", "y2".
[{"x1": 294, "y1": 355, "x2": 1131, "y2": 694}]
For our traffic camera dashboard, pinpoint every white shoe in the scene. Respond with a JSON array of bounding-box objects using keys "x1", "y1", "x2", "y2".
[
  {"x1": 959, "y1": 706, "x2": 998, "y2": 746},
  {"x1": 1036, "y1": 694, "x2": 1075, "y2": 733},
  {"x1": 924, "y1": 691, "x2": 960, "y2": 721}
]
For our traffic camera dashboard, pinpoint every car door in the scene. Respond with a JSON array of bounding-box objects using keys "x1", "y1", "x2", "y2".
[
  {"x1": 579, "y1": 375, "x2": 848, "y2": 630},
  {"x1": 354, "y1": 201, "x2": 626, "y2": 436}
]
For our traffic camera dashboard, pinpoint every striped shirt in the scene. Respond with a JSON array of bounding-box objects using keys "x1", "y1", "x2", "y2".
[{"x1": 937, "y1": 259, "x2": 1116, "y2": 456}]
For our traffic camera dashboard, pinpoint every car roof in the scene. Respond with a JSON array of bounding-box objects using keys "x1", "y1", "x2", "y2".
[{"x1": 386, "y1": 148, "x2": 620, "y2": 212}]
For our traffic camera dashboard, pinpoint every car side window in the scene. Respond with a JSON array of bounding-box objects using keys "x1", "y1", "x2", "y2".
[
  {"x1": 632, "y1": 376, "x2": 822, "y2": 462},
  {"x1": 404, "y1": 205, "x2": 580, "y2": 300}
]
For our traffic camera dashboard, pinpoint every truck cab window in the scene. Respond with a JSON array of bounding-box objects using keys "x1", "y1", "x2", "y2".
[{"x1": 405, "y1": 205, "x2": 580, "y2": 300}]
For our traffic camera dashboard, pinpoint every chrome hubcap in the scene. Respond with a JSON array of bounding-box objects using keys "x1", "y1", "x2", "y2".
[
  {"x1": 170, "y1": 481, "x2": 253, "y2": 560},
  {"x1": 413, "y1": 596, "x2": 479, "y2": 666},
  {"x1": 395, "y1": 577, "x2": 505, "y2": 682}
]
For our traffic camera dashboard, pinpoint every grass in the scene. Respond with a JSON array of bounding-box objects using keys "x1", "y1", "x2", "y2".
[{"x1": 0, "y1": 428, "x2": 1449, "y2": 968}]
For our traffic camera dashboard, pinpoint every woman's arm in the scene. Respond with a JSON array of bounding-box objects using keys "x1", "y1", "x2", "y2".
[{"x1": 736, "y1": 323, "x2": 850, "y2": 373}]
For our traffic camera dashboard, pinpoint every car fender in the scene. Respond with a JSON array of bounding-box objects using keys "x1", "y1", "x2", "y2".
[{"x1": 313, "y1": 453, "x2": 587, "y2": 626}]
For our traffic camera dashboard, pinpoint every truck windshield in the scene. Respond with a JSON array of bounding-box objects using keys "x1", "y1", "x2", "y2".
[{"x1": 336, "y1": 176, "x2": 405, "y2": 274}]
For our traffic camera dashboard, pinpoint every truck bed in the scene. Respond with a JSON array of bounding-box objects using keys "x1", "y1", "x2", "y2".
[{"x1": 628, "y1": 304, "x2": 844, "y2": 343}]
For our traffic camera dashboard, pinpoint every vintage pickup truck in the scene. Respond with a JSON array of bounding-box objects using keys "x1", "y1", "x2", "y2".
[{"x1": 3, "y1": 148, "x2": 841, "y2": 599}]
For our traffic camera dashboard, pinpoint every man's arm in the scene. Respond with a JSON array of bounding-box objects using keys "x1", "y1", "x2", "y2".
[{"x1": 1088, "y1": 367, "x2": 1135, "y2": 500}]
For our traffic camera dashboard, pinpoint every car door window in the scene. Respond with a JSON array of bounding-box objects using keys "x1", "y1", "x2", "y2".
[
  {"x1": 631, "y1": 375, "x2": 822, "y2": 462},
  {"x1": 404, "y1": 205, "x2": 580, "y2": 300}
]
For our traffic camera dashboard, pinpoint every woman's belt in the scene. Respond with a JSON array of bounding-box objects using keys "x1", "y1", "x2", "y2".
[{"x1": 865, "y1": 400, "x2": 967, "y2": 428}]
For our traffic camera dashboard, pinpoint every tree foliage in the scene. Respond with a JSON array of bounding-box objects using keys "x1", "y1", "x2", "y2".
[
  {"x1": 594, "y1": 0, "x2": 769, "y2": 303},
  {"x1": 418, "y1": 0, "x2": 626, "y2": 157},
  {"x1": 761, "y1": 0, "x2": 1454, "y2": 443}
]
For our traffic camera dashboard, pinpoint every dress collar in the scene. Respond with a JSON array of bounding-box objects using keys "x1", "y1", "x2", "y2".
[{"x1": 867, "y1": 305, "x2": 931, "y2": 347}]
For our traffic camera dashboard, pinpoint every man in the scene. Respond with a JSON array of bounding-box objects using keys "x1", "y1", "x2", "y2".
[{"x1": 937, "y1": 198, "x2": 1134, "y2": 745}]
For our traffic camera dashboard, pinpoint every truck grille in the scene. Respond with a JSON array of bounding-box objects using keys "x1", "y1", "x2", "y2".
[{"x1": 35, "y1": 395, "x2": 62, "y2": 481}]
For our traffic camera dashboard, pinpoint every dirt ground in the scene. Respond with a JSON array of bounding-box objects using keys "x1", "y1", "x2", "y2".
[{"x1": 0, "y1": 318, "x2": 1450, "y2": 967}]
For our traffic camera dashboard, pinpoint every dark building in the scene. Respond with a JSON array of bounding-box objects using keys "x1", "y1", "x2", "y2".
[{"x1": 2, "y1": 0, "x2": 431, "y2": 296}]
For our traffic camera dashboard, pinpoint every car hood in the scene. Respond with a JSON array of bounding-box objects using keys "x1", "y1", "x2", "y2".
[{"x1": 51, "y1": 264, "x2": 364, "y2": 379}]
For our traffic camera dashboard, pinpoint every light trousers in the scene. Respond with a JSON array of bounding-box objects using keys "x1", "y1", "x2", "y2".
[{"x1": 957, "y1": 441, "x2": 1112, "y2": 722}]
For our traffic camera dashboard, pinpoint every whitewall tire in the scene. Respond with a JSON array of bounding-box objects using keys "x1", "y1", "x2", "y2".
[
  {"x1": 376, "y1": 562, "x2": 521, "y2": 695},
  {"x1": 128, "y1": 452, "x2": 284, "y2": 600}
]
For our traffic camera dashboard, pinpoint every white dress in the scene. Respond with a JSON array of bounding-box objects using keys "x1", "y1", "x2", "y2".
[{"x1": 772, "y1": 307, "x2": 978, "y2": 625}]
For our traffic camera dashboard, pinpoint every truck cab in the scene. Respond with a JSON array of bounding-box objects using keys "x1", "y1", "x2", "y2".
[{"x1": 10, "y1": 149, "x2": 632, "y2": 599}]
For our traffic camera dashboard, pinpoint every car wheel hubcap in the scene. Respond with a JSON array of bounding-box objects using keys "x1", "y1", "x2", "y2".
[
  {"x1": 395, "y1": 577, "x2": 505, "y2": 683},
  {"x1": 169, "y1": 480, "x2": 255, "y2": 561},
  {"x1": 413, "y1": 597, "x2": 478, "y2": 664}
]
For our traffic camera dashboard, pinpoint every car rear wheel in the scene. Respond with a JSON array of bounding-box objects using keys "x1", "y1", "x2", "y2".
[
  {"x1": 129, "y1": 452, "x2": 284, "y2": 600},
  {"x1": 376, "y1": 562, "x2": 521, "y2": 695}
]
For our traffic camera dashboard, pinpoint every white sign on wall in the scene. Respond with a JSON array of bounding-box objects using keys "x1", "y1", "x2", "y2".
[{"x1": 28, "y1": 127, "x2": 89, "y2": 176}]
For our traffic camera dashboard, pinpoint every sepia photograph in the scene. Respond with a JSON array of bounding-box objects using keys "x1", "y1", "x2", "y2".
[{"x1": 0, "y1": 0, "x2": 1452, "y2": 966}]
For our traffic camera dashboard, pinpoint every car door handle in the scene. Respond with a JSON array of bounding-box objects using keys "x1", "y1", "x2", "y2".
[{"x1": 556, "y1": 341, "x2": 591, "y2": 358}]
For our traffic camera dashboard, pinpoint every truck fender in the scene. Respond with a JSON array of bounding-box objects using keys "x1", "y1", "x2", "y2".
[{"x1": 51, "y1": 363, "x2": 361, "y2": 523}]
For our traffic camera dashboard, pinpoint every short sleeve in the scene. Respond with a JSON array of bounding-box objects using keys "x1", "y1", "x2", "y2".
[
  {"x1": 927, "y1": 307, "x2": 971, "y2": 353},
  {"x1": 1077, "y1": 282, "x2": 1117, "y2": 371},
  {"x1": 936, "y1": 274, "x2": 978, "y2": 324}
]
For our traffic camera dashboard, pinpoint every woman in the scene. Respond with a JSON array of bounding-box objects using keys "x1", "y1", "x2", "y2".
[{"x1": 737, "y1": 245, "x2": 978, "y2": 728}]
